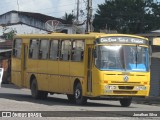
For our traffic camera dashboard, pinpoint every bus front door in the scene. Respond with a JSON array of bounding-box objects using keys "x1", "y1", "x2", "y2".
[{"x1": 87, "y1": 45, "x2": 93, "y2": 95}]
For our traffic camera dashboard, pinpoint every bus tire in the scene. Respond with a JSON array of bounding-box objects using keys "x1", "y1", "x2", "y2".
[
  {"x1": 31, "y1": 79, "x2": 48, "y2": 99},
  {"x1": 67, "y1": 94, "x2": 75, "y2": 103},
  {"x1": 120, "y1": 98, "x2": 132, "y2": 107},
  {"x1": 31, "y1": 79, "x2": 40, "y2": 99},
  {"x1": 74, "y1": 83, "x2": 87, "y2": 105}
]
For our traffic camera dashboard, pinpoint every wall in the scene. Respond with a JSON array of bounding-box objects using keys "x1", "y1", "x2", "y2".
[{"x1": 150, "y1": 45, "x2": 160, "y2": 96}]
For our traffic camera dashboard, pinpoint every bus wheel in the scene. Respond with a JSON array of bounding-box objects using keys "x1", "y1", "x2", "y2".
[
  {"x1": 31, "y1": 79, "x2": 39, "y2": 99},
  {"x1": 31, "y1": 79, "x2": 48, "y2": 99},
  {"x1": 74, "y1": 83, "x2": 87, "y2": 105},
  {"x1": 67, "y1": 94, "x2": 75, "y2": 103},
  {"x1": 120, "y1": 98, "x2": 132, "y2": 107}
]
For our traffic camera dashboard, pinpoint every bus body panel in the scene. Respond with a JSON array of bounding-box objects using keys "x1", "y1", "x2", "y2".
[
  {"x1": 48, "y1": 61, "x2": 59, "y2": 92},
  {"x1": 11, "y1": 57, "x2": 22, "y2": 87},
  {"x1": 37, "y1": 60, "x2": 48, "y2": 91},
  {"x1": 59, "y1": 61, "x2": 70, "y2": 93}
]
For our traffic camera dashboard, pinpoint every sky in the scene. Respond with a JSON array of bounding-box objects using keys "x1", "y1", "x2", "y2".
[{"x1": 0, "y1": 0, "x2": 105, "y2": 19}]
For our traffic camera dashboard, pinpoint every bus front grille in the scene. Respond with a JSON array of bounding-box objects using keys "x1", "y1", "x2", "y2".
[
  {"x1": 113, "y1": 91, "x2": 137, "y2": 94},
  {"x1": 118, "y1": 86, "x2": 134, "y2": 90}
]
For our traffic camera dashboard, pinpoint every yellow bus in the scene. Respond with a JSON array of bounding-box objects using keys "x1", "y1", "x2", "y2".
[{"x1": 11, "y1": 33, "x2": 150, "y2": 107}]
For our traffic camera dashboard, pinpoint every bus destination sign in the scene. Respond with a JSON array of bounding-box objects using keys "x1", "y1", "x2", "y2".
[{"x1": 95, "y1": 37, "x2": 148, "y2": 45}]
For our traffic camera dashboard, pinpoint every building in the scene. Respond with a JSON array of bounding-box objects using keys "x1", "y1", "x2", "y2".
[
  {"x1": 0, "y1": 37, "x2": 11, "y2": 84},
  {"x1": 0, "y1": 10, "x2": 77, "y2": 35},
  {"x1": 137, "y1": 32, "x2": 160, "y2": 97}
]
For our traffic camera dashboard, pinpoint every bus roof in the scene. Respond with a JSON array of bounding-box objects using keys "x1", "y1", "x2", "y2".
[{"x1": 14, "y1": 32, "x2": 148, "y2": 40}]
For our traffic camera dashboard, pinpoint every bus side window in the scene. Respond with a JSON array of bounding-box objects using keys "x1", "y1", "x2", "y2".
[
  {"x1": 29, "y1": 39, "x2": 39, "y2": 59},
  {"x1": 61, "y1": 40, "x2": 71, "y2": 61},
  {"x1": 71, "y1": 40, "x2": 84, "y2": 62},
  {"x1": 39, "y1": 39, "x2": 49, "y2": 59},
  {"x1": 49, "y1": 40, "x2": 59, "y2": 60},
  {"x1": 13, "y1": 39, "x2": 22, "y2": 58}
]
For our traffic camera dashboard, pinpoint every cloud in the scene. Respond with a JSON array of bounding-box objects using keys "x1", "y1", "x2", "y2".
[
  {"x1": 17, "y1": 0, "x2": 76, "y2": 18},
  {"x1": 56, "y1": 0, "x2": 75, "y2": 18},
  {"x1": 0, "y1": 0, "x2": 17, "y2": 14},
  {"x1": 0, "y1": 0, "x2": 105, "y2": 18},
  {"x1": 19, "y1": 0, "x2": 54, "y2": 14},
  {"x1": 0, "y1": 0, "x2": 57, "y2": 16}
]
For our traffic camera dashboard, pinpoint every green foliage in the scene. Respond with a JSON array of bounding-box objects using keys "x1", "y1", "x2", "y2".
[
  {"x1": 63, "y1": 13, "x2": 76, "y2": 24},
  {"x1": 93, "y1": 0, "x2": 160, "y2": 34},
  {"x1": 3, "y1": 29, "x2": 17, "y2": 40}
]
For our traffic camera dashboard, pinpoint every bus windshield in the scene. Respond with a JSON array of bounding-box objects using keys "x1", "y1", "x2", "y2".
[{"x1": 95, "y1": 45, "x2": 149, "y2": 72}]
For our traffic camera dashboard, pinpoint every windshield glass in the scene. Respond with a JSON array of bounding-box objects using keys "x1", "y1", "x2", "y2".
[
  {"x1": 124, "y1": 46, "x2": 149, "y2": 71},
  {"x1": 95, "y1": 45, "x2": 149, "y2": 72}
]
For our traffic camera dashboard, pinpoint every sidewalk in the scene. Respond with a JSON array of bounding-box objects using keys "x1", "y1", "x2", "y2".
[
  {"x1": 1, "y1": 83, "x2": 21, "y2": 89},
  {"x1": 133, "y1": 96, "x2": 160, "y2": 105}
]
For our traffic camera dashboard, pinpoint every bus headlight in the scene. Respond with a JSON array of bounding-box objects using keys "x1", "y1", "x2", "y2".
[
  {"x1": 134, "y1": 86, "x2": 146, "y2": 90},
  {"x1": 105, "y1": 85, "x2": 118, "y2": 90}
]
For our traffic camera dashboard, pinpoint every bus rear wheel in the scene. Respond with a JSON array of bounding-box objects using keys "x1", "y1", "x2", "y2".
[
  {"x1": 120, "y1": 98, "x2": 132, "y2": 107},
  {"x1": 74, "y1": 83, "x2": 87, "y2": 105},
  {"x1": 31, "y1": 79, "x2": 48, "y2": 99}
]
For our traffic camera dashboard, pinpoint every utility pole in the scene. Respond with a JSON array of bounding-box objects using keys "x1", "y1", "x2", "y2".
[
  {"x1": 86, "y1": 0, "x2": 92, "y2": 33},
  {"x1": 76, "y1": 0, "x2": 80, "y2": 23}
]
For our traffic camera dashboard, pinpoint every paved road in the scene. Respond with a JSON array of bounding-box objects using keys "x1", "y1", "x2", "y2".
[{"x1": 0, "y1": 84, "x2": 160, "y2": 119}]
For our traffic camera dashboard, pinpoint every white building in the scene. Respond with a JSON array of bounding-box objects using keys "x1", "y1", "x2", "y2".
[{"x1": 0, "y1": 10, "x2": 77, "y2": 35}]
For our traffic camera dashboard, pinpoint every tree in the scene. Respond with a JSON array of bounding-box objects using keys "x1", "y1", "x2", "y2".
[
  {"x1": 93, "y1": 0, "x2": 160, "y2": 34},
  {"x1": 2, "y1": 27, "x2": 17, "y2": 40},
  {"x1": 62, "y1": 13, "x2": 76, "y2": 24}
]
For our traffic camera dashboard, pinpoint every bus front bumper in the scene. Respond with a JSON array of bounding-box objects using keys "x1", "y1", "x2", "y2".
[{"x1": 99, "y1": 84, "x2": 150, "y2": 97}]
